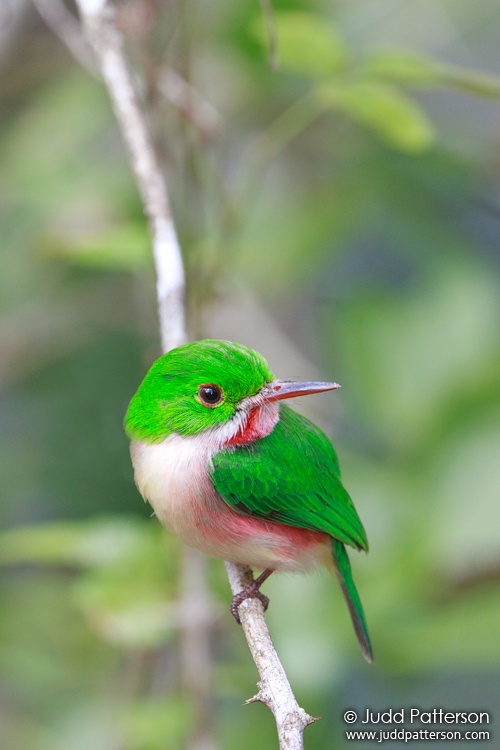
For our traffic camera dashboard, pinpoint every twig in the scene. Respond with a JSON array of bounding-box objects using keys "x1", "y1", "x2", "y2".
[
  {"x1": 158, "y1": 67, "x2": 222, "y2": 142},
  {"x1": 259, "y1": 0, "x2": 279, "y2": 71},
  {"x1": 225, "y1": 563, "x2": 317, "y2": 748},
  {"x1": 32, "y1": 0, "x2": 97, "y2": 74},
  {"x1": 75, "y1": 1, "x2": 315, "y2": 747},
  {"x1": 32, "y1": 0, "x2": 221, "y2": 142},
  {"x1": 74, "y1": 0, "x2": 186, "y2": 354},
  {"x1": 0, "y1": 0, "x2": 30, "y2": 62}
]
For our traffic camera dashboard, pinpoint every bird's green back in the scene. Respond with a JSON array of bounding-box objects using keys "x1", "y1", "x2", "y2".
[{"x1": 210, "y1": 405, "x2": 368, "y2": 551}]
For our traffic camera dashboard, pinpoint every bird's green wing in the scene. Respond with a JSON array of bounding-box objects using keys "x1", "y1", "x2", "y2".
[{"x1": 210, "y1": 405, "x2": 368, "y2": 551}]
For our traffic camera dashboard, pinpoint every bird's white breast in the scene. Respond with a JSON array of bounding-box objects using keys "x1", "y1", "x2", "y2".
[
  {"x1": 130, "y1": 433, "x2": 218, "y2": 536},
  {"x1": 129, "y1": 404, "x2": 331, "y2": 571}
]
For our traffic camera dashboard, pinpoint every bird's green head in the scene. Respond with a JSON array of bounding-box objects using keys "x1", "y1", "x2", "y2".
[{"x1": 125, "y1": 340, "x2": 275, "y2": 442}]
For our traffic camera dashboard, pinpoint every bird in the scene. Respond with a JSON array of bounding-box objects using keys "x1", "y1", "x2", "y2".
[{"x1": 125, "y1": 339, "x2": 373, "y2": 662}]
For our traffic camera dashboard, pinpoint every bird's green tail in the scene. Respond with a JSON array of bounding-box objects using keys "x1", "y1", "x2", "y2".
[{"x1": 332, "y1": 540, "x2": 373, "y2": 663}]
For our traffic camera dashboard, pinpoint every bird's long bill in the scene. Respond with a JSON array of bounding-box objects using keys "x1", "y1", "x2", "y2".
[{"x1": 264, "y1": 380, "x2": 340, "y2": 402}]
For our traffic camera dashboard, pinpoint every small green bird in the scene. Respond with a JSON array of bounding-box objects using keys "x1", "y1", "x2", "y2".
[{"x1": 125, "y1": 339, "x2": 373, "y2": 662}]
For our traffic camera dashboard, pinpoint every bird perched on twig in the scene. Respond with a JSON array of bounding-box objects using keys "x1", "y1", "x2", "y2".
[{"x1": 125, "y1": 339, "x2": 373, "y2": 662}]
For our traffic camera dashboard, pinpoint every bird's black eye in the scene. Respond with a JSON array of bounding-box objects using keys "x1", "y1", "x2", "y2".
[{"x1": 197, "y1": 384, "x2": 223, "y2": 407}]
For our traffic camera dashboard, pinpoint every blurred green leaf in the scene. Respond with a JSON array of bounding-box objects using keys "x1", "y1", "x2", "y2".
[
  {"x1": 252, "y1": 11, "x2": 348, "y2": 78},
  {"x1": 42, "y1": 222, "x2": 151, "y2": 271},
  {"x1": 74, "y1": 529, "x2": 179, "y2": 648},
  {"x1": 0, "y1": 519, "x2": 147, "y2": 566},
  {"x1": 362, "y1": 50, "x2": 449, "y2": 87},
  {"x1": 74, "y1": 575, "x2": 175, "y2": 648},
  {"x1": 0, "y1": 518, "x2": 157, "y2": 568},
  {"x1": 0, "y1": 518, "x2": 181, "y2": 648},
  {"x1": 440, "y1": 65, "x2": 500, "y2": 98},
  {"x1": 384, "y1": 585, "x2": 500, "y2": 669},
  {"x1": 318, "y1": 80, "x2": 435, "y2": 152},
  {"x1": 363, "y1": 49, "x2": 500, "y2": 98},
  {"x1": 335, "y1": 261, "x2": 500, "y2": 452},
  {"x1": 121, "y1": 697, "x2": 192, "y2": 750}
]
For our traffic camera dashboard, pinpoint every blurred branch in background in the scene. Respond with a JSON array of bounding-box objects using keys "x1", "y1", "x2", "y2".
[
  {"x1": 32, "y1": 0, "x2": 96, "y2": 73},
  {"x1": 158, "y1": 67, "x2": 223, "y2": 143},
  {"x1": 0, "y1": 0, "x2": 30, "y2": 62}
]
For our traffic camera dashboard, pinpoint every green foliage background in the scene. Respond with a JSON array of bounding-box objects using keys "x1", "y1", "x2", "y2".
[{"x1": 1, "y1": 1, "x2": 500, "y2": 748}]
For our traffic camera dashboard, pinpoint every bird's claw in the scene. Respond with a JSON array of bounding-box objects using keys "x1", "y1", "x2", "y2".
[{"x1": 230, "y1": 588, "x2": 270, "y2": 624}]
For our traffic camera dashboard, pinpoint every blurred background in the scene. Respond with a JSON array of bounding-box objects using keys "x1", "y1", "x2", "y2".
[{"x1": 1, "y1": 0, "x2": 500, "y2": 748}]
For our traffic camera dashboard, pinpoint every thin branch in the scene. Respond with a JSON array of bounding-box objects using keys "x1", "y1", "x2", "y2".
[
  {"x1": 158, "y1": 67, "x2": 222, "y2": 143},
  {"x1": 0, "y1": 0, "x2": 31, "y2": 63},
  {"x1": 259, "y1": 0, "x2": 280, "y2": 72},
  {"x1": 74, "y1": 1, "x2": 314, "y2": 747},
  {"x1": 32, "y1": 0, "x2": 97, "y2": 74},
  {"x1": 32, "y1": 0, "x2": 221, "y2": 143},
  {"x1": 75, "y1": 0, "x2": 186, "y2": 354},
  {"x1": 225, "y1": 563, "x2": 317, "y2": 748}
]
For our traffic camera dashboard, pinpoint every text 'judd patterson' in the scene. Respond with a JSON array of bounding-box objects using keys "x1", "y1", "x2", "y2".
[{"x1": 343, "y1": 708, "x2": 490, "y2": 725}]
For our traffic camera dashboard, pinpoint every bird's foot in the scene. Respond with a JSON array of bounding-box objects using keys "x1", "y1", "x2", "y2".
[
  {"x1": 231, "y1": 588, "x2": 270, "y2": 624},
  {"x1": 230, "y1": 568, "x2": 273, "y2": 624}
]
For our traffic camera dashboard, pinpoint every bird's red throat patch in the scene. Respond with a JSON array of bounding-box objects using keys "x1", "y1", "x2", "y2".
[{"x1": 225, "y1": 404, "x2": 279, "y2": 447}]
